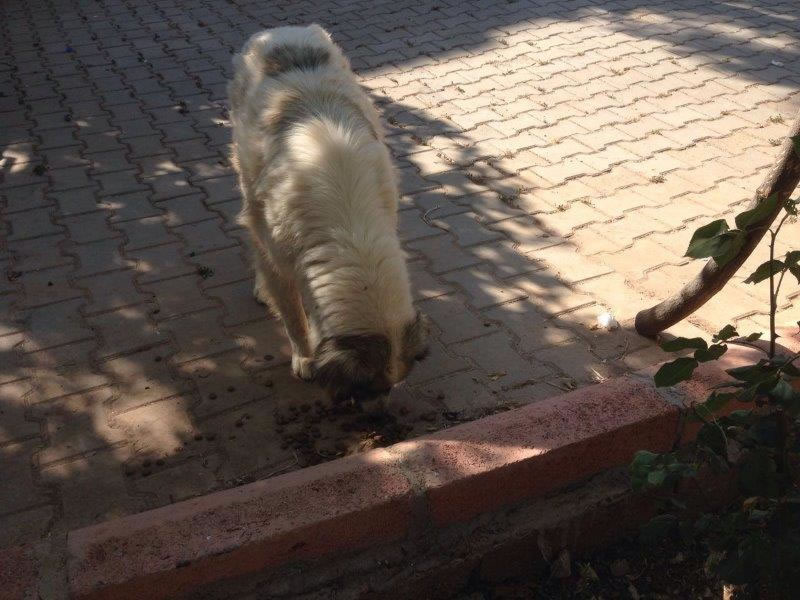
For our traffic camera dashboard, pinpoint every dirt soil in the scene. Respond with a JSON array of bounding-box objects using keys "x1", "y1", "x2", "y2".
[{"x1": 460, "y1": 535, "x2": 723, "y2": 600}]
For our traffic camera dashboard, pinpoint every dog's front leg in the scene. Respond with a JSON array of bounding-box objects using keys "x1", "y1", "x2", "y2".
[{"x1": 252, "y1": 251, "x2": 314, "y2": 380}]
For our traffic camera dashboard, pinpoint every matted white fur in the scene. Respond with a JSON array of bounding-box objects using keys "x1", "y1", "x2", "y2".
[{"x1": 228, "y1": 25, "x2": 428, "y2": 403}]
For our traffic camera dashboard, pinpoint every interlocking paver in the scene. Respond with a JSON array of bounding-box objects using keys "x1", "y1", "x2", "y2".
[{"x1": 3, "y1": 0, "x2": 799, "y2": 587}]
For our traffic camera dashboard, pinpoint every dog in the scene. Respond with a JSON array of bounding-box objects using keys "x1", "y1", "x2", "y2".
[{"x1": 228, "y1": 25, "x2": 429, "y2": 406}]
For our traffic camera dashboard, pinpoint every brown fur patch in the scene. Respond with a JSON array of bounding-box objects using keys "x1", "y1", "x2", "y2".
[
  {"x1": 265, "y1": 88, "x2": 378, "y2": 141},
  {"x1": 263, "y1": 88, "x2": 305, "y2": 137},
  {"x1": 261, "y1": 44, "x2": 329, "y2": 76},
  {"x1": 312, "y1": 334, "x2": 391, "y2": 402}
]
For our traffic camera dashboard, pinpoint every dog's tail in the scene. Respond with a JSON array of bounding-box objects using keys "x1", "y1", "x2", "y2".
[{"x1": 228, "y1": 25, "x2": 333, "y2": 111}]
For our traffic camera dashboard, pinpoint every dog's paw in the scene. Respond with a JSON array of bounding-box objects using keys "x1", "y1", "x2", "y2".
[{"x1": 291, "y1": 355, "x2": 314, "y2": 381}]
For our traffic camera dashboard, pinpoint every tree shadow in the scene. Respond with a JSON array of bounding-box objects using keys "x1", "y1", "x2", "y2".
[
  {"x1": 235, "y1": 0, "x2": 800, "y2": 88},
  {"x1": 2, "y1": 0, "x2": 796, "y2": 570}
]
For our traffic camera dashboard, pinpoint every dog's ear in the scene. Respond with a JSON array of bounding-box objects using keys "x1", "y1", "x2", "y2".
[
  {"x1": 312, "y1": 334, "x2": 391, "y2": 402},
  {"x1": 403, "y1": 310, "x2": 431, "y2": 363}
]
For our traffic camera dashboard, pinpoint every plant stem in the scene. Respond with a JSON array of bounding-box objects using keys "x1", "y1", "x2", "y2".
[
  {"x1": 769, "y1": 211, "x2": 792, "y2": 359},
  {"x1": 770, "y1": 232, "x2": 777, "y2": 359}
]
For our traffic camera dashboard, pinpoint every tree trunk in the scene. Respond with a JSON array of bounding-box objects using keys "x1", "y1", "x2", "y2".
[{"x1": 635, "y1": 111, "x2": 800, "y2": 337}]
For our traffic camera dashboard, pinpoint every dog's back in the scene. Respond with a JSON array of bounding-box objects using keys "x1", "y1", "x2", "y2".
[{"x1": 229, "y1": 26, "x2": 428, "y2": 403}]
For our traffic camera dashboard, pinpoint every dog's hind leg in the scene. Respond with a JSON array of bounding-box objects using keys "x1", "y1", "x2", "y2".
[{"x1": 252, "y1": 250, "x2": 314, "y2": 381}]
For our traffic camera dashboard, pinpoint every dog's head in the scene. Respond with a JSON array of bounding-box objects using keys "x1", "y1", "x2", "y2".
[{"x1": 311, "y1": 311, "x2": 430, "y2": 403}]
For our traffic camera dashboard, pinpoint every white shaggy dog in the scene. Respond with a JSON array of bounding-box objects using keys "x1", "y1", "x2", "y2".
[{"x1": 228, "y1": 25, "x2": 429, "y2": 404}]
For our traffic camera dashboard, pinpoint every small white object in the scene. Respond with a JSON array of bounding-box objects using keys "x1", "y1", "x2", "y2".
[
  {"x1": 597, "y1": 311, "x2": 620, "y2": 331},
  {"x1": 772, "y1": 60, "x2": 784, "y2": 67}
]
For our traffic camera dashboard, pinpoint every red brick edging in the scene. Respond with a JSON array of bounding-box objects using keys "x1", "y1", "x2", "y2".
[{"x1": 65, "y1": 331, "x2": 799, "y2": 599}]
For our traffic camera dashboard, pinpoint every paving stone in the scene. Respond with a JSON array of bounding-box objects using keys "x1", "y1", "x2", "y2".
[
  {"x1": 106, "y1": 190, "x2": 163, "y2": 223},
  {"x1": 40, "y1": 446, "x2": 145, "y2": 531},
  {"x1": 26, "y1": 362, "x2": 110, "y2": 405},
  {"x1": 489, "y1": 216, "x2": 565, "y2": 253},
  {"x1": 95, "y1": 170, "x2": 149, "y2": 197},
  {"x1": 416, "y1": 293, "x2": 499, "y2": 344},
  {"x1": 443, "y1": 266, "x2": 528, "y2": 309},
  {"x1": 129, "y1": 242, "x2": 197, "y2": 284},
  {"x1": 406, "y1": 235, "x2": 482, "y2": 274},
  {"x1": 7, "y1": 207, "x2": 61, "y2": 241},
  {"x1": 0, "y1": 380, "x2": 39, "y2": 444},
  {"x1": 535, "y1": 340, "x2": 627, "y2": 387},
  {"x1": 3, "y1": 0, "x2": 798, "y2": 567},
  {"x1": 0, "y1": 440, "x2": 49, "y2": 515},
  {"x1": 80, "y1": 269, "x2": 151, "y2": 315},
  {"x1": 53, "y1": 186, "x2": 103, "y2": 217},
  {"x1": 413, "y1": 371, "x2": 498, "y2": 416},
  {"x1": 59, "y1": 211, "x2": 119, "y2": 244},
  {"x1": 115, "y1": 216, "x2": 176, "y2": 251},
  {"x1": 451, "y1": 331, "x2": 553, "y2": 389},
  {"x1": 104, "y1": 347, "x2": 192, "y2": 414},
  {"x1": 68, "y1": 238, "x2": 134, "y2": 279},
  {"x1": 195, "y1": 174, "x2": 239, "y2": 205},
  {"x1": 460, "y1": 191, "x2": 526, "y2": 223},
  {"x1": 17, "y1": 265, "x2": 85, "y2": 308},
  {"x1": 166, "y1": 309, "x2": 239, "y2": 364},
  {"x1": 2, "y1": 184, "x2": 52, "y2": 215},
  {"x1": 470, "y1": 240, "x2": 544, "y2": 279},
  {"x1": 142, "y1": 275, "x2": 217, "y2": 320},
  {"x1": 173, "y1": 218, "x2": 235, "y2": 255},
  {"x1": 432, "y1": 212, "x2": 503, "y2": 247},
  {"x1": 17, "y1": 299, "x2": 94, "y2": 353},
  {"x1": 404, "y1": 337, "x2": 471, "y2": 385},
  {"x1": 35, "y1": 388, "x2": 122, "y2": 466},
  {"x1": 87, "y1": 306, "x2": 169, "y2": 359}
]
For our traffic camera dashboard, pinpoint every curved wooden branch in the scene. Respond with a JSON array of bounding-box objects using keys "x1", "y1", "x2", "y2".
[{"x1": 635, "y1": 109, "x2": 800, "y2": 337}]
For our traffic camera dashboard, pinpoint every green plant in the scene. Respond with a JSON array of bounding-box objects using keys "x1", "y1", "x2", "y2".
[{"x1": 630, "y1": 195, "x2": 800, "y2": 598}]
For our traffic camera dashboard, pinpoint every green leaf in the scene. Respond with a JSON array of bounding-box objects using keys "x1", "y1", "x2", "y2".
[
  {"x1": 703, "y1": 391, "x2": 738, "y2": 414},
  {"x1": 785, "y1": 198, "x2": 798, "y2": 216},
  {"x1": 734, "y1": 194, "x2": 780, "y2": 229},
  {"x1": 792, "y1": 134, "x2": 800, "y2": 158},
  {"x1": 743, "y1": 260, "x2": 784, "y2": 284},
  {"x1": 789, "y1": 263, "x2": 800, "y2": 284},
  {"x1": 697, "y1": 422, "x2": 727, "y2": 456},
  {"x1": 647, "y1": 469, "x2": 667, "y2": 487},
  {"x1": 769, "y1": 379, "x2": 795, "y2": 403},
  {"x1": 713, "y1": 231, "x2": 747, "y2": 267},
  {"x1": 630, "y1": 450, "x2": 662, "y2": 490},
  {"x1": 684, "y1": 219, "x2": 729, "y2": 259},
  {"x1": 785, "y1": 250, "x2": 800, "y2": 266},
  {"x1": 726, "y1": 361, "x2": 775, "y2": 382},
  {"x1": 631, "y1": 450, "x2": 660, "y2": 468},
  {"x1": 654, "y1": 357, "x2": 699, "y2": 387},
  {"x1": 784, "y1": 251, "x2": 800, "y2": 284},
  {"x1": 728, "y1": 410, "x2": 754, "y2": 425},
  {"x1": 745, "y1": 332, "x2": 763, "y2": 341},
  {"x1": 739, "y1": 450, "x2": 778, "y2": 497},
  {"x1": 748, "y1": 418, "x2": 778, "y2": 446},
  {"x1": 713, "y1": 324, "x2": 738, "y2": 342},
  {"x1": 640, "y1": 514, "x2": 678, "y2": 544},
  {"x1": 737, "y1": 384, "x2": 759, "y2": 404},
  {"x1": 695, "y1": 343, "x2": 727, "y2": 363},
  {"x1": 660, "y1": 337, "x2": 708, "y2": 352}
]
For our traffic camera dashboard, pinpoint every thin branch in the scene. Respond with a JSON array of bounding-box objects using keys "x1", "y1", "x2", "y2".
[
  {"x1": 635, "y1": 110, "x2": 800, "y2": 336},
  {"x1": 769, "y1": 229, "x2": 777, "y2": 358},
  {"x1": 769, "y1": 211, "x2": 792, "y2": 358},
  {"x1": 774, "y1": 267, "x2": 788, "y2": 303}
]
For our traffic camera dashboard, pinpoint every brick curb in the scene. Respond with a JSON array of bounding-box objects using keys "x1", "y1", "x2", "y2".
[
  {"x1": 66, "y1": 330, "x2": 800, "y2": 599},
  {"x1": 0, "y1": 544, "x2": 37, "y2": 600}
]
